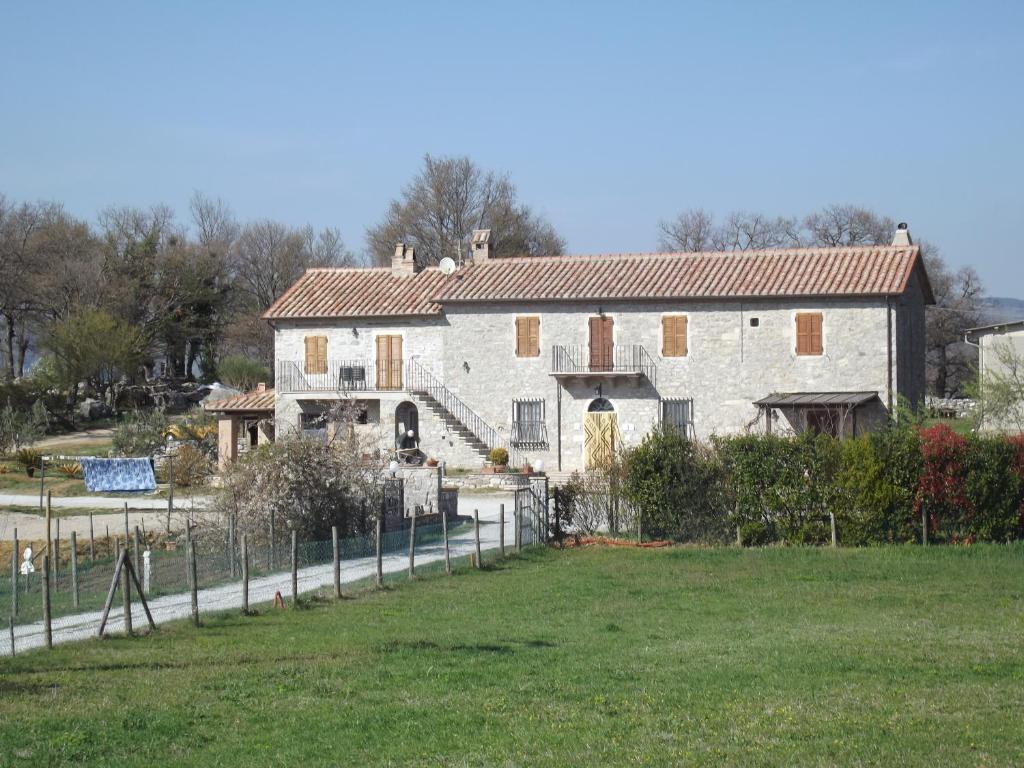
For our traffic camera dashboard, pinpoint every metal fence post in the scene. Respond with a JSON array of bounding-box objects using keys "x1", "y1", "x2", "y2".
[
  {"x1": 830, "y1": 512, "x2": 837, "y2": 548},
  {"x1": 290, "y1": 530, "x2": 298, "y2": 606},
  {"x1": 515, "y1": 495, "x2": 522, "y2": 552},
  {"x1": 473, "y1": 509, "x2": 482, "y2": 569},
  {"x1": 10, "y1": 527, "x2": 17, "y2": 618},
  {"x1": 41, "y1": 555, "x2": 52, "y2": 649},
  {"x1": 88, "y1": 511, "x2": 95, "y2": 562},
  {"x1": 332, "y1": 526, "x2": 341, "y2": 599},
  {"x1": 188, "y1": 541, "x2": 199, "y2": 626},
  {"x1": 241, "y1": 534, "x2": 249, "y2": 615},
  {"x1": 375, "y1": 515, "x2": 383, "y2": 587},
  {"x1": 134, "y1": 526, "x2": 142, "y2": 582},
  {"x1": 228, "y1": 512, "x2": 236, "y2": 579},
  {"x1": 70, "y1": 530, "x2": 80, "y2": 609},
  {"x1": 122, "y1": 544, "x2": 133, "y2": 636},
  {"x1": 408, "y1": 512, "x2": 416, "y2": 579},
  {"x1": 441, "y1": 503, "x2": 451, "y2": 575},
  {"x1": 499, "y1": 503, "x2": 505, "y2": 556}
]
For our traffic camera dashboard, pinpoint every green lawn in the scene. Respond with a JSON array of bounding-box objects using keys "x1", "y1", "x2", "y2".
[{"x1": 1, "y1": 545, "x2": 1022, "y2": 766}]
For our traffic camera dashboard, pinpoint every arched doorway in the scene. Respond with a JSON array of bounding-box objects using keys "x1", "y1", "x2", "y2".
[
  {"x1": 584, "y1": 398, "x2": 619, "y2": 469},
  {"x1": 395, "y1": 401, "x2": 420, "y2": 448}
]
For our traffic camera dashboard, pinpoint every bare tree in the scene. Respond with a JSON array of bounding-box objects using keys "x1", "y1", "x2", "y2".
[
  {"x1": 190, "y1": 191, "x2": 239, "y2": 254},
  {"x1": 803, "y1": 204, "x2": 896, "y2": 247},
  {"x1": 714, "y1": 211, "x2": 802, "y2": 251},
  {"x1": 366, "y1": 154, "x2": 565, "y2": 266},
  {"x1": 922, "y1": 242, "x2": 984, "y2": 397},
  {"x1": 658, "y1": 208, "x2": 716, "y2": 252}
]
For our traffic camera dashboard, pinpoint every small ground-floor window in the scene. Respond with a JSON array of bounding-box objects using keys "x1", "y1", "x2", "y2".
[
  {"x1": 660, "y1": 398, "x2": 692, "y2": 435},
  {"x1": 512, "y1": 399, "x2": 547, "y2": 446}
]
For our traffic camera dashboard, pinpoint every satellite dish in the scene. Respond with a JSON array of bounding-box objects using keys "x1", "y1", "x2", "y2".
[{"x1": 439, "y1": 256, "x2": 457, "y2": 275}]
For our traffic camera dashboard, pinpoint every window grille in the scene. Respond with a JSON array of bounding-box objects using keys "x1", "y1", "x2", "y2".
[{"x1": 511, "y1": 399, "x2": 547, "y2": 446}]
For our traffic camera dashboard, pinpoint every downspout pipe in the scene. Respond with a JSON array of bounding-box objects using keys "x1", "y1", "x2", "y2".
[{"x1": 886, "y1": 298, "x2": 894, "y2": 417}]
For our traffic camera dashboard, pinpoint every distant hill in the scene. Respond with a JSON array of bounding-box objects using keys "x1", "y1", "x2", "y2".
[{"x1": 978, "y1": 296, "x2": 1024, "y2": 325}]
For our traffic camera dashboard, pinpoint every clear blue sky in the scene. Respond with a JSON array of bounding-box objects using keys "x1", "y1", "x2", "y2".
[{"x1": 2, "y1": 1, "x2": 1022, "y2": 297}]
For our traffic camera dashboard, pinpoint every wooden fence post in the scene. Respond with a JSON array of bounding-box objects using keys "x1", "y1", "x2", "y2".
[
  {"x1": 830, "y1": 512, "x2": 837, "y2": 548},
  {"x1": 122, "y1": 543, "x2": 133, "y2": 637},
  {"x1": 8, "y1": 616, "x2": 13, "y2": 657},
  {"x1": 228, "y1": 513, "x2": 236, "y2": 579},
  {"x1": 473, "y1": 509, "x2": 482, "y2": 569},
  {"x1": 41, "y1": 555, "x2": 52, "y2": 649},
  {"x1": 332, "y1": 526, "x2": 341, "y2": 599},
  {"x1": 375, "y1": 515, "x2": 383, "y2": 587},
  {"x1": 441, "y1": 503, "x2": 451, "y2": 575},
  {"x1": 10, "y1": 527, "x2": 17, "y2": 618},
  {"x1": 921, "y1": 504, "x2": 928, "y2": 546},
  {"x1": 736, "y1": 524, "x2": 742, "y2": 547},
  {"x1": 45, "y1": 492, "x2": 52, "y2": 568},
  {"x1": 52, "y1": 537, "x2": 60, "y2": 581},
  {"x1": 188, "y1": 541, "x2": 199, "y2": 626},
  {"x1": 89, "y1": 511, "x2": 95, "y2": 562},
  {"x1": 70, "y1": 531, "x2": 80, "y2": 609},
  {"x1": 241, "y1": 534, "x2": 249, "y2": 615},
  {"x1": 134, "y1": 526, "x2": 142, "y2": 581},
  {"x1": 408, "y1": 512, "x2": 416, "y2": 580},
  {"x1": 499, "y1": 503, "x2": 505, "y2": 557},
  {"x1": 290, "y1": 530, "x2": 298, "y2": 606},
  {"x1": 166, "y1": 467, "x2": 174, "y2": 534}
]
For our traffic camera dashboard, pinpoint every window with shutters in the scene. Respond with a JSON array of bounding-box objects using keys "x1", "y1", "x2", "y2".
[
  {"x1": 303, "y1": 335, "x2": 328, "y2": 374},
  {"x1": 515, "y1": 316, "x2": 540, "y2": 357},
  {"x1": 795, "y1": 313, "x2": 823, "y2": 356},
  {"x1": 660, "y1": 398, "x2": 692, "y2": 435},
  {"x1": 661, "y1": 315, "x2": 688, "y2": 357},
  {"x1": 511, "y1": 399, "x2": 547, "y2": 446}
]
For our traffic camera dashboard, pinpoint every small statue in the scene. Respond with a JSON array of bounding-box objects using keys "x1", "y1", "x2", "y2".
[{"x1": 20, "y1": 546, "x2": 35, "y2": 576}]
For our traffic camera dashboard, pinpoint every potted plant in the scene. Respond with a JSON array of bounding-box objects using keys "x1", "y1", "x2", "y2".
[
  {"x1": 488, "y1": 447, "x2": 509, "y2": 473},
  {"x1": 425, "y1": 457, "x2": 439, "y2": 467}
]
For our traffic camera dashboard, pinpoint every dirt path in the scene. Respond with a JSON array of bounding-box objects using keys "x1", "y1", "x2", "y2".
[{"x1": 32, "y1": 428, "x2": 115, "y2": 450}]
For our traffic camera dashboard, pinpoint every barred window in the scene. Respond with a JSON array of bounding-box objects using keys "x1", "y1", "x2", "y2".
[
  {"x1": 660, "y1": 398, "x2": 692, "y2": 435},
  {"x1": 512, "y1": 399, "x2": 547, "y2": 446}
]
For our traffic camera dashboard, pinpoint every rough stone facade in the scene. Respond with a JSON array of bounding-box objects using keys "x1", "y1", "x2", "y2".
[{"x1": 273, "y1": 292, "x2": 926, "y2": 472}]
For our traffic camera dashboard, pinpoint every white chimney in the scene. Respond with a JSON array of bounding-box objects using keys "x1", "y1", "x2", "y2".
[
  {"x1": 471, "y1": 229, "x2": 491, "y2": 264},
  {"x1": 392, "y1": 242, "x2": 420, "y2": 276},
  {"x1": 892, "y1": 222, "x2": 913, "y2": 247}
]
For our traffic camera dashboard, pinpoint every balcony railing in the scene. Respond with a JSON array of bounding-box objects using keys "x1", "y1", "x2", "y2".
[
  {"x1": 276, "y1": 359, "x2": 404, "y2": 394},
  {"x1": 551, "y1": 344, "x2": 657, "y2": 385}
]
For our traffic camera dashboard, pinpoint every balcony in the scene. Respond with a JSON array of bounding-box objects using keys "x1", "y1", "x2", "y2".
[
  {"x1": 510, "y1": 420, "x2": 549, "y2": 447},
  {"x1": 276, "y1": 359, "x2": 405, "y2": 394},
  {"x1": 550, "y1": 344, "x2": 657, "y2": 385}
]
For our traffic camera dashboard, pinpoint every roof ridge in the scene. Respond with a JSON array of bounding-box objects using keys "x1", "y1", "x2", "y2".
[{"x1": 474, "y1": 244, "x2": 916, "y2": 264}]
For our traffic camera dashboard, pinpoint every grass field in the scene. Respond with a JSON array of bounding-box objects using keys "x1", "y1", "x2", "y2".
[{"x1": 1, "y1": 545, "x2": 1022, "y2": 766}]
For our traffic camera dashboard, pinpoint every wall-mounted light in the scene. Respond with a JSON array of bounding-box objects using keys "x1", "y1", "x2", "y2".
[
  {"x1": 388, "y1": 460, "x2": 399, "y2": 477},
  {"x1": 597, "y1": 306, "x2": 604, "y2": 317},
  {"x1": 595, "y1": 384, "x2": 603, "y2": 398},
  {"x1": 462, "y1": 361, "x2": 470, "y2": 373},
  {"x1": 352, "y1": 327, "x2": 359, "y2": 337}
]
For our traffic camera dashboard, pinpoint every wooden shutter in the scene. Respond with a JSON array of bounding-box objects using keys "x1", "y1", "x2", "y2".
[
  {"x1": 515, "y1": 317, "x2": 540, "y2": 357},
  {"x1": 304, "y1": 335, "x2": 327, "y2": 374},
  {"x1": 662, "y1": 316, "x2": 688, "y2": 357},
  {"x1": 796, "y1": 313, "x2": 823, "y2": 356}
]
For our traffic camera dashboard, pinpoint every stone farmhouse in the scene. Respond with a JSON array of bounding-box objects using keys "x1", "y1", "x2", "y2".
[
  {"x1": 965, "y1": 318, "x2": 1024, "y2": 433},
  {"x1": 211, "y1": 224, "x2": 932, "y2": 473}
]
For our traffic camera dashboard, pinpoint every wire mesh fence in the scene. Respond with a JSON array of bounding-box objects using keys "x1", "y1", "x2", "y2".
[{"x1": 3, "y1": 505, "x2": 529, "y2": 656}]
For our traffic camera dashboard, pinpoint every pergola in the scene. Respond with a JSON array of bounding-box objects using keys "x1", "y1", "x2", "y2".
[
  {"x1": 753, "y1": 391, "x2": 881, "y2": 438},
  {"x1": 204, "y1": 385, "x2": 276, "y2": 471}
]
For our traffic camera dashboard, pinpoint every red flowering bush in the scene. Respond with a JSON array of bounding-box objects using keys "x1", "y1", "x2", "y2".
[{"x1": 916, "y1": 424, "x2": 970, "y2": 540}]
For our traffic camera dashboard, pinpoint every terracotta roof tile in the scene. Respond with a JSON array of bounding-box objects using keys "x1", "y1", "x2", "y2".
[
  {"x1": 263, "y1": 267, "x2": 447, "y2": 320},
  {"x1": 205, "y1": 389, "x2": 276, "y2": 413},
  {"x1": 264, "y1": 245, "x2": 932, "y2": 320}
]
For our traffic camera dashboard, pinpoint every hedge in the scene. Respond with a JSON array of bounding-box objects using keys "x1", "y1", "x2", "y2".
[{"x1": 619, "y1": 423, "x2": 1024, "y2": 545}]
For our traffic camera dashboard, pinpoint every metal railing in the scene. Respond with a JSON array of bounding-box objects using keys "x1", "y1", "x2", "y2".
[
  {"x1": 550, "y1": 344, "x2": 657, "y2": 384},
  {"x1": 405, "y1": 358, "x2": 521, "y2": 467},
  {"x1": 276, "y1": 359, "x2": 404, "y2": 394},
  {"x1": 511, "y1": 420, "x2": 548, "y2": 447}
]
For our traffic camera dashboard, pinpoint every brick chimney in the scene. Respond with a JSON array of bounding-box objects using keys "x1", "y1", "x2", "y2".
[
  {"x1": 892, "y1": 222, "x2": 913, "y2": 247},
  {"x1": 471, "y1": 229, "x2": 491, "y2": 264},
  {"x1": 392, "y1": 242, "x2": 420, "y2": 276}
]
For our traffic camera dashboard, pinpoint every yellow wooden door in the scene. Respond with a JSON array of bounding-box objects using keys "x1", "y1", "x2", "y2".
[
  {"x1": 584, "y1": 412, "x2": 619, "y2": 469},
  {"x1": 375, "y1": 335, "x2": 403, "y2": 389}
]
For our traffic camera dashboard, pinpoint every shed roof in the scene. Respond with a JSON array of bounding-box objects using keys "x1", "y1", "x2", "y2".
[
  {"x1": 753, "y1": 391, "x2": 881, "y2": 408},
  {"x1": 204, "y1": 389, "x2": 276, "y2": 413}
]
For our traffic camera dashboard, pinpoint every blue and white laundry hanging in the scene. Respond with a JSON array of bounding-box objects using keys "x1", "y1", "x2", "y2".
[{"x1": 80, "y1": 458, "x2": 157, "y2": 493}]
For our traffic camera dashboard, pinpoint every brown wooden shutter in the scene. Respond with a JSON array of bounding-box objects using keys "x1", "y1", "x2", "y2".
[
  {"x1": 515, "y1": 317, "x2": 526, "y2": 357},
  {"x1": 528, "y1": 318, "x2": 540, "y2": 356},
  {"x1": 662, "y1": 316, "x2": 688, "y2": 357},
  {"x1": 515, "y1": 317, "x2": 540, "y2": 357},
  {"x1": 304, "y1": 335, "x2": 328, "y2": 373},
  {"x1": 796, "y1": 313, "x2": 823, "y2": 356}
]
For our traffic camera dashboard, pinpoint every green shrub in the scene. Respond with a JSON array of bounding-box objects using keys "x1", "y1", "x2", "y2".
[
  {"x1": 488, "y1": 447, "x2": 509, "y2": 466},
  {"x1": 15, "y1": 448, "x2": 42, "y2": 476},
  {"x1": 215, "y1": 355, "x2": 271, "y2": 392},
  {"x1": 623, "y1": 427, "x2": 728, "y2": 542},
  {"x1": 963, "y1": 435, "x2": 1024, "y2": 542},
  {"x1": 834, "y1": 424, "x2": 922, "y2": 545}
]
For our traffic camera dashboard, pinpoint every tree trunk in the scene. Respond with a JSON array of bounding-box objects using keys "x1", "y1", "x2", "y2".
[
  {"x1": 16, "y1": 336, "x2": 29, "y2": 379},
  {"x1": 935, "y1": 344, "x2": 948, "y2": 398},
  {"x1": 2, "y1": 314, "x2": 15, "y2": 381}
]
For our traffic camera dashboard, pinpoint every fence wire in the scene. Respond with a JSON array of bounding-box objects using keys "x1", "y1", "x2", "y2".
[{"x1": 3, "y1": 507, "x2": 537, "y2": 656}]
